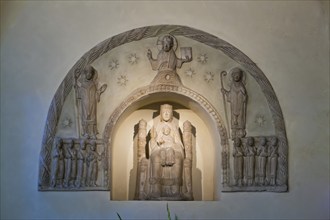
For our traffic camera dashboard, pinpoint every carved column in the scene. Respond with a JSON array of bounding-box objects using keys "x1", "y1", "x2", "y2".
[
  {"x1": 183, "y1": 121, "x2": 192, "y2": 160},
  {"x1": 135, "y1": 119, "x2": 149, "y2": 200},
  {"x1": 137, "y1": 119, "x2": 147, "y2": 160},
  {"x1": 182, "y1": 120, "x2": 193, "y2": 200}
]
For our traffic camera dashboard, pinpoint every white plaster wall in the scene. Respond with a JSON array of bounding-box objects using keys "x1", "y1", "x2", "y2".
[{"x1": 1, "y1": 1, "x2": 329, "y2": 219}]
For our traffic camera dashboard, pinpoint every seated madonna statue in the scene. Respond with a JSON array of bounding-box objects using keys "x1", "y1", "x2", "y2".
[{"x1": 135, "y1": 104, "x2": 193, "y2": 201}]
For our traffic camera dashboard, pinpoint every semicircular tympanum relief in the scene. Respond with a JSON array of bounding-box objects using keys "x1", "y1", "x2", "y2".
[{"x1": 38, "y1": 25, "x2": 288, "y2": 201}]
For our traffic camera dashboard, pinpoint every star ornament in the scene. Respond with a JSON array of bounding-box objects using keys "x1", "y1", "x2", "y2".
[
  {"x1": 128, "y1": 54, "x2": 139, "y2": 65},
  {"x1": 185, "y1": 68, "x2": 196, "y2": 78},
  {"x1": 255, "y1": 114, "x2": 266, "y2": 127},
  {"x1": 204, "y1": 72, "x2": 214, "y2": 83},
  {"x1": 109, "y1": 59, "x2": 119, "y2": 70},
  {"x1": 117, "y1": 75, "x2": 128, "y2": 86},
  {"x1": 61, "y1": 117, "x2": 72, "y2": 128},
  {"x1": 197, "y1": 54, "x2": 208, "y2": 64}
]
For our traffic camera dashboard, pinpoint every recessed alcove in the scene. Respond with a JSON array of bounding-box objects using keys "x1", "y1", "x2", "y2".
[{"x1": 109, "y1": 93, "x2": 222, "y2": 200}]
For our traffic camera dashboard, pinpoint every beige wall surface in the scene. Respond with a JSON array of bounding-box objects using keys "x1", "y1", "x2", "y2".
[{"x1": 1, "y1": 1, "x2": 329, "y2": 219}]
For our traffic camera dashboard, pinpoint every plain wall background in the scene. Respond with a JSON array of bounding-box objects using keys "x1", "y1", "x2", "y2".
[{"x1": 1, "y1": 1, "x2": 329, "y2": 219}]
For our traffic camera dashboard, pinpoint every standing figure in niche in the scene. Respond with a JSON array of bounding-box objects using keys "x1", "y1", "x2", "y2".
[
  {"x1": 86, "y1": 141, "x2": 99, "y2": 187},
  {"x1": 255, "y1": 137, "x2": 268, "y2": 185},
  {"x1": 221, "y1": 67, "x2": 247, "y2": 139},
  {"x1": 149, "y1": 104, "x2": 184, "y2": 199},
  {"x1": 75, "y1": 139, "x2": 86, "y2": 187},
  {"x1": 182, "y1": 120, "x2": 193, "y2": 200},
  {"x1": 135, "y1": 119, "x2": 149, "y2": 200},
  {"x1": 63, "y1": 139, "x2": 74, "y2": 188},
  {"x1": 70, "y1": 142, "x2": 77, "y2": 187},
  {"x1": 243, "y1": 137, "x2": 255, "y2": 186},
  {"x1": 76, "y1": 65, "x2": 107, "y2": 139},
  {"x1": 268, "y1": 137, "x2": 278, "y2": 186},
  {"x1": 233, "y1": 138, "x2": 244, "y2": 186},
  {"x1": 147, "y1": 34, "x2": 191, "y2": 85},
  {"x1": 51, "y1": 138, "x2": 64, "y2": 187}
]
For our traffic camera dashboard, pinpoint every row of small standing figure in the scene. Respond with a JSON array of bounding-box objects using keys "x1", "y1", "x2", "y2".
[
  {"x1": 232, "y1": 136, "x2": 278, "y2": 187},
  {"x1": 50, "y1": 138, "x2": 104, "y2": 188}
]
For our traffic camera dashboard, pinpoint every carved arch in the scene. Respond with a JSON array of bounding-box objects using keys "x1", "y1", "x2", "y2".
[
  {"x1": 103, "y1": 84, "x2": 231, "y2": 189},
  {"x1": 39, "y1": 25, "x2": 288, "y2": 191}
]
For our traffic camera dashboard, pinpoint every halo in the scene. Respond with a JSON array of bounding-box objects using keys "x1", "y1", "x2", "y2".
[{"x1": 156, "y1": 34, "x2": 178, "y2": 51}]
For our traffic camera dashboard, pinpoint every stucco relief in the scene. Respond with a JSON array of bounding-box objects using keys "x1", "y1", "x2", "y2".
[
  {"x1": 147, "y1": 34, "x2": 192, "y2": 86},
  {"x1": 221, "y1": 68, "x2": 247, "y2": 140},
  {"x1": 48, "y1": 137, "x2": 106, "y2": 190},
  {"x1": 75, "y1": 65, "x2": 107, "y2": 139},
  {"x1": 135, "y1": 104, "x2": 194, "y2": 200},
  {"x1": 39, "y1": 25, "x2": 288, "y2": 195}
]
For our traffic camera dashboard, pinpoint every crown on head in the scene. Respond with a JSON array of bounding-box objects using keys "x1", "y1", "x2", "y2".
[{"x1": 161, "y1": 104, "x2": 172, "y2": 111}]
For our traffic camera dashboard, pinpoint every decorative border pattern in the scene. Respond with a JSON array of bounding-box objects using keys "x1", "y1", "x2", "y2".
[{"x1": 39, "y1": 25, "x2": 288, "y2": 191}]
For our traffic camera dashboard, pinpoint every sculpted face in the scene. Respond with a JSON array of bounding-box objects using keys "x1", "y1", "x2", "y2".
[
  {"x1": 247, "y1": 137, "x2": 254, "y2": 146},
  {"x1": 161, "y1": 105, "x2": 173, "y2": 122},
  {"x1": 163, "y1": 126, "x2": 171, "y2": 135},
  {"x1": 162, "y1": 36, "x2": 173, "y2": 52},
  {"x1": 85, "y1": 66, "x2": 95, "y2": 80},
  {"x1": 234, "y1": 138, "x2": 241, "y2": 147},
  {"x1": 162, "y1": 109, "x2": 172, "y2": 121},
  {"x1": 232, "y1": 69, "x2": 243, "y2": 82},
  {"x1": 260, "y1": 137, "x2": 267, "y2": 146}
]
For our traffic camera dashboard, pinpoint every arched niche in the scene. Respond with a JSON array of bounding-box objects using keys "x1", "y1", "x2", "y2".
[
  {"x1": 107, "y1": 90, "x2": 223, "y2": 200},
  {"x1": 39, "y1": 25, "x2": 288, "y2": 196}
]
